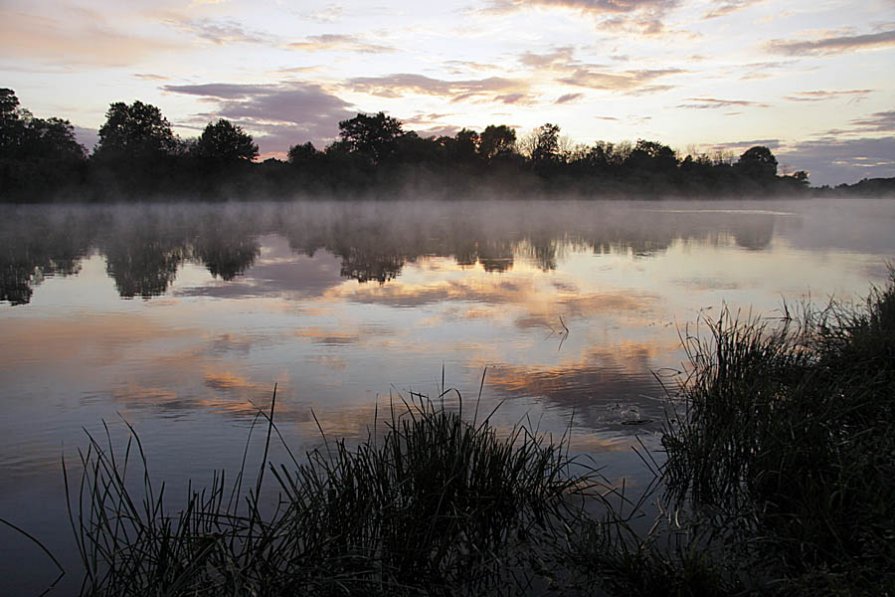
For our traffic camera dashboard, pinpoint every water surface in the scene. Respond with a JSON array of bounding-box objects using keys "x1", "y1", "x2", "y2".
[{"x1": 1, "y1": 197, "x2": 893, "y2": 594}]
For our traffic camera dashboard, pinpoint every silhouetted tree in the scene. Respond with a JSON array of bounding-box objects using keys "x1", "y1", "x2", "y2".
[
  {"x1": 393, "y1": 131, "x2": 441, "y2": 164},
  {"x1": 0, "y1": 88, "x2": 25, "y2": 156},
  {"x1": 736, "y1": 146, "x2": 778, "y2": 180},
  {"x1": 94, "y1": 101, "x2": 177, "y2": 161},
  {"x1": 288, "y1": 142, "x2": 319, "y2": 164},
  {"x1": 478, "y1": 125, "x2": 516, "y2": 160},
  {"x1": 20, "y1": 117, "x2": 86, "y2": 162},
  {"x1": 454, "y1": 129, "x2": 479, "y2": 161},
  {"x1": 525, "y1": 124, "x2": 561, "y2": 162},
  {"x1": 91, "y1": 100, "x2": 181, "y2": 194},
  {"x1": 626, "y1": 140, "x2": 677, "y2": 172},
  {"x1": 336, "y1": 112, "x2": 404, "y2": 165},
  {"x1": 0, "y1": 88, "x2": 86, "y2": 197},
  {"x1": 194, "y1": 119, "x2": 258, "y2": 164}
]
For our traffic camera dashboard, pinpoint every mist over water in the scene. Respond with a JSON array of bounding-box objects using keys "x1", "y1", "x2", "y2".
[{"x1": 1, "y1": 196, "x2": 893, "y2": 594}]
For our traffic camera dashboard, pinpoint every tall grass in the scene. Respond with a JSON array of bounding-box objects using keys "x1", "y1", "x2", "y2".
[
  {"x1": 65, "y1": 389, "x2": 594, "y2": 595},
  {"x1": 658, "y1": 273, "x2": 895, "y2": 592}
]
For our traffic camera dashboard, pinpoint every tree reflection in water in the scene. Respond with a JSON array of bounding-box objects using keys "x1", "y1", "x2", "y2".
[{"x1": 0, "y1": 200, "x2": 779, "y2": 305}]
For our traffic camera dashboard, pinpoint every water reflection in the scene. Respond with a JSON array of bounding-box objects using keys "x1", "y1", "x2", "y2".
[
  {"x1": 2, "y1": 198, "x2": 894, "y2": 595},
  {"x1": 1, "y1": 200, "x2": 789, "y2": 305}
]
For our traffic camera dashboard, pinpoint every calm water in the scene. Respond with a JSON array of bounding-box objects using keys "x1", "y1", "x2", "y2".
[{"x1": 2, "y1": 197, "x2": 893, "y2": 593}]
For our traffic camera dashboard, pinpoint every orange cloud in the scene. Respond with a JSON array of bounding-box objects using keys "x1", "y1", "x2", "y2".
[{"x1": 0, "y1": 8, "x2": 186, "y2": 67}]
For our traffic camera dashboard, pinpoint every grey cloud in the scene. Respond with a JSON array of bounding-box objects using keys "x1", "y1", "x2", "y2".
[
  {"x1": 777, "y1": 137, "x2": 895, "y2": 186},
  {"x1": 488, "y1": 0, "x2": 676, "y2": 15},
  {"x1": 785, "y1": 89, "x2": 873, "y2": 102},
  {"x1": 134, "y1": 73, "x2": 170, "y2": 81},
  {"x1": 767, "y1": 29, "x2": 895, "y2": 55},
  {"x1": 288, "y1": 34, "x2": 396, "y2": 54},
  {"x1": 850, "y1": 110, "x2": 895, "y2": 133},
  {"x1": 519, "y1": 47, "x2": 577, "y2": 69},
  {"x1": 162, "y1": 82, "x2": 355, "y2": 153},
  {"x1": 556, "y1": 93, "x2": 584, "y2": 104},
  {"x1": 703, "y1": 0, "x2": 763, "y2": 19},
  {"x1": 722, "y1": 139, "x2": 781, "y2": 150},
  {"x1": 678, "y1": 97, "x2": 769, "y2": 109},
  {"x1": 560, "y1": 67, "x2": 683, "y2": 92},
  {"x1": 485, "y1": 0, "x2": 678, "y2": 35},
  {"x1": 72, "y1": 125, "x2": 99, "y2": 154},
  {"x1": 346, "y1": 74, "x2": 529, "y2": 103},
  {"x1": 494, "y1": 93, "x2": 528, "y2": 104},
  {"x1": 172, "y1": 18, "x2": 271, "y2": 45}
]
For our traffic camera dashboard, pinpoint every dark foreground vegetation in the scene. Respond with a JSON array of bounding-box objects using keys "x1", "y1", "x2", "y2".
[
  {"x1": 4, "y1": 87, "x2": 892, "y2": 201},
  {"x1": 11, "y1": 273, "x2": 887, "y2": 594}
]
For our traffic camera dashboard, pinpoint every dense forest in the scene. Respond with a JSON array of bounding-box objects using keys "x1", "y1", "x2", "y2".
[{"x1": 1, "y1": 88, "x2": 892, "y2": 201}]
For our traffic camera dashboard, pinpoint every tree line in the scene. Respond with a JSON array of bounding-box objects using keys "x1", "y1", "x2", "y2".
[{"x1": 2, "y1": 87, "x2": 887, "y2": 201}]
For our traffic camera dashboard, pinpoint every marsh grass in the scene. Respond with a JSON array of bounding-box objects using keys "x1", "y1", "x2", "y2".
[
  {"x1": 655, "y1": 273, "x2": 895, "y2": 592},
  {"x1": 65, "y1": 386, "x2": 598, "y2": 595}
]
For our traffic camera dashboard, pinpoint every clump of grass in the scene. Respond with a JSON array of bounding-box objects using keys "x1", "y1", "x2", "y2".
[
  {"x1": 659, "y1": 273, "x2": 895, "y2": 591},
  {"x1": 66, "y1": 387, "x2": 593, "y2": 595}
]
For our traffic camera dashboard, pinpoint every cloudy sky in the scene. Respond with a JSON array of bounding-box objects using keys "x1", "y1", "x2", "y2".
[{"x1": 1, "y1": 0, "x2": 892, "y2": 185}]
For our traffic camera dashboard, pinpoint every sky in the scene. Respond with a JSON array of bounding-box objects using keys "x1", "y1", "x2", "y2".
[{"x1": 1, "y1": 0, "x2": 893, "y2": 186}]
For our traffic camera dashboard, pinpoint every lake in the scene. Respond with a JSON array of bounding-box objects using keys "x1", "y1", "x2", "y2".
[{"x1": 1, "y1": 197, "x2": 893, "y2": 594}]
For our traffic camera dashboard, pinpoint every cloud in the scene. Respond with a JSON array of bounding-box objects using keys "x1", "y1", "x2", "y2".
[
  {"x1": 778, "y1": 137, "x2": 895, "y2": 186},
  {"x1": 488, "y1": 0, "x2": 675, "y2": 15},
  {"x1": 0, "y1": 6, "x2": 186, "y2": 67},
  {"x1": 162, "y1": 81, "x2": 355, "y2": 152},
  {"x1": 294, "y1": 327, "x2": 360, "y2": 345},
  {"x1": 518, "y1": 47, "x2": 577, "y2": 69},
  {"x1": 484, "y1": 0, "x2": 679, "y2": 34},
  {"x1": 785, "y1": 89, "x2": 873, "y2": 102},
  {"x1": 134, "y1": 73, "x2": 171, "y2": 81},
  {"x1": 703, "y1": 0, "x2": 764, "y2": 19},
  {"x1": 169, "y1": 18, "x2": 271, "y2": 45},
  {"x1": 485, "y1": 343, "x2": 667, "y2": 433},
  {"x1": 555, "y1": 93, "x2": 584, "y2": 104},
  {"x1": 288, "y1": 34, "x2": 396, "y2": 54},
  {"x1": 72, "y1": 125, "x2": 99, "y2": 153},
  {"x1": 767, "y1": 28, "x2": 895, "y2": 55},
  {"x1": 849, "y1": 110, "x2": 895, "y2": 133},
  {"x1": 443, "y1": 59, "x2": 506, "y2": 75},
  {"x1": 736, "y1": 59, "x2": 797, "y2": 81},
  {"x1": 174, "y1": 248, "x2": 346, "y2": 298},
  {"x1": 678, "y1": 97, "x2": 769, "y2": 109},
  {"x1": 301, "y1": 4, "x2": 345, "y2": 24},
  {"x1": 346, "y1": 74, "x2": 530, "y2": 104},
  {"x1": 559, "y1": 68, "x2": 682, "y2": 92}
]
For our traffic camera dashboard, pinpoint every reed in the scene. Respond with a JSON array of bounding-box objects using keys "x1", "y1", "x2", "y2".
[
  {"x1": 65, "y1": 388, "x2": 593, "y2": 595},
  {"x1": 658, "y1": 273, "x2": 895, "y2": 592}
]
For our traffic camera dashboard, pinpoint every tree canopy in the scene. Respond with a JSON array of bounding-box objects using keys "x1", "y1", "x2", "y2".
[
  {"x1": 194, "y1": 119, "x2": 258, "y2": 163},
  {"x1": 736, "y1": 146, "x2": 778, "y2": 179},
  {"x1": 94, "y1": 101, "x2": 177, "y2": 161},
  {"x1": 1, "y1": 87, "x2": 853, "y2": 201},
  {"x1": 336, "y1": 112, "x2": 404, "y2": 165}
]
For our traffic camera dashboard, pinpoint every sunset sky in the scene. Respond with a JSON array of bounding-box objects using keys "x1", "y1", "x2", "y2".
[{"x1": 1, "y1": 0, "x2": 892, "y2": 185}]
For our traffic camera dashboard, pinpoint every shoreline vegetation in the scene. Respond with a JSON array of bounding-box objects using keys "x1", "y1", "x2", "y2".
[
  {"x1": 12, "y1": 273, "x2": 894, "y2": 595},
  {"x1": 3, "y1": 89, "x2": 894, "y2": 202}
]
